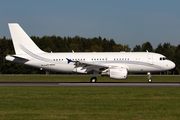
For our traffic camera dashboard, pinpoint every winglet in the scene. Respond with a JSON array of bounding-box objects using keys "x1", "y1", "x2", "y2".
[{"x1": 66, "y1": 58, "x2": 72, "y2": 64}]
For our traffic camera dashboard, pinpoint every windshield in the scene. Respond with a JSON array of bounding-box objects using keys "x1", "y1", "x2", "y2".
[{"x1": 160, "y1": 57, "x2": 168, "y2": 60}]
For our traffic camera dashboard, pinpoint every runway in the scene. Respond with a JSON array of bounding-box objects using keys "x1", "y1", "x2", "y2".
[{"x1": 0, "y1": 82, "x2": 180, "y2": 87}]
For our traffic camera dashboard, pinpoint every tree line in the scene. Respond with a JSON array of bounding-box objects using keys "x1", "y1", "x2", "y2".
[{"x1": 0, "y1": 36, "x2": 180, "y2": 74}]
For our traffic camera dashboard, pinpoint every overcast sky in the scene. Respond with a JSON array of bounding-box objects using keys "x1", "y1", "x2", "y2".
[{"x1": 1, "y1": 0, "x2": 180, "y2": 49}]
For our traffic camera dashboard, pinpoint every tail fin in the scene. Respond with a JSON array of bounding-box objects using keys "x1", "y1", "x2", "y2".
[{"x1": 8, "y1": 23, "x2": 45, "y2": 55}]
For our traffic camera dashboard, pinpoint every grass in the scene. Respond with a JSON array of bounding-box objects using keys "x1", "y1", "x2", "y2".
[
  {"x1": 0, "y1": 87, "x2": 180, "y2": 120},
  {"x1": 0, "y1": 75, "x2": 180, "y2": 119},
  {"x1": 0, "y1": 75, "x2": 179, "y2": 82}
]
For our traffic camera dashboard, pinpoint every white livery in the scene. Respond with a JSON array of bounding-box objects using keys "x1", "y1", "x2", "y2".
[{"x1": 6, "y1": 23, "x2": 175, "y2": 82}]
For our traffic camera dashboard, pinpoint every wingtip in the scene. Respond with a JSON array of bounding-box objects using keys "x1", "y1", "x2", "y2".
[{"x1": 66, "y1": 58, "x2": 72, "y2": 64}]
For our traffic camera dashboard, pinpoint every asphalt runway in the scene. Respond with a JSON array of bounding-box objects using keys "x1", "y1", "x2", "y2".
[{"x1": 0, "y1": 82, "x2": 180, "y2": 87}]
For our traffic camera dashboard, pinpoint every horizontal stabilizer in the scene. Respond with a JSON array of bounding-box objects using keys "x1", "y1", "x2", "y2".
[
  {"x1": 5, "y1": 55, "x2": 29, "y2": 63},
  {"x1": 12, "y1": 55, "x2": 29, "y2": 61}
]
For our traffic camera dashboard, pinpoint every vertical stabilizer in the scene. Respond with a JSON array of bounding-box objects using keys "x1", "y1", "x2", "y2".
[{"x1": 8, "y1": 23, "x2": 45, "y2": 55}]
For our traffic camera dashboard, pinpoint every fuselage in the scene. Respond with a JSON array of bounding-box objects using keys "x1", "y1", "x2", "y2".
[{"x1": 6, "y1": 52, "x2": 175, "y2": 73}]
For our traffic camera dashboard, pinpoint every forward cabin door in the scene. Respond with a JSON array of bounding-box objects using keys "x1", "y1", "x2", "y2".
[{"x1": 147, "y1": 54, "x2": 153, "y2": 65}]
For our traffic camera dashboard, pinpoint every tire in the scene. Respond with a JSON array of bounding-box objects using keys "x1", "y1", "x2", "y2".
[
  {"x1": 148, "y1": 79, "x2": 152, "y2": 83},
  {"x1": 90, "y1": 77, "x2": 97, "y2": 83}
]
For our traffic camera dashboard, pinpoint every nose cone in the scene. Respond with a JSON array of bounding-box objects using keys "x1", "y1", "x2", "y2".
[{"x1": 169, "y1": 61, "x2": 175, "y2": 70}]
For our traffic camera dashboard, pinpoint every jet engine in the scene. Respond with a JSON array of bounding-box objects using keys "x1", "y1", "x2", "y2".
[{"x1": 101, "y1": 68, "x2": 128, "y2": 79}]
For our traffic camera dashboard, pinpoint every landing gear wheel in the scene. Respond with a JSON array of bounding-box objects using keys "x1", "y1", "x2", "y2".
[
  {"x1": 147, "y1": 72, "x2": 152, "y2": 83},
  {"x1": 148, "y1": 79, "x2": 152, "y2": 83},
  {"x1": 90, "y1": 77, "x2": 97, "y2": 83}
]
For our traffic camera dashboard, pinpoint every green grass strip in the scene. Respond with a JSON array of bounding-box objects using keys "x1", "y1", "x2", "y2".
[{"x1": 0, "y1": 87, "x2": 180, "y2": 120}]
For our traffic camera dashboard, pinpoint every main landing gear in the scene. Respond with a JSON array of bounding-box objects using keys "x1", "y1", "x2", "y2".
[
  {"x1": 90, "y1": 71, "x2": 99, "y2": 83},
  {"x1": 90, "y1": 77, "x2": 97, "y2": 83},
  {"x1": 147, "y1": 72, "x2": 152, "y2": 83}
]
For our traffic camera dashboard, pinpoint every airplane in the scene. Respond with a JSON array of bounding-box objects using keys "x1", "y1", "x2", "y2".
[{"x1": 6, "y1": 23, "x2": 175, "y2": 83}]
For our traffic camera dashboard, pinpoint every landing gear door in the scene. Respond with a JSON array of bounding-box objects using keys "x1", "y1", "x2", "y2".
[{"x1": 148, "y1": 55, "x2": 153, "y2": 65}]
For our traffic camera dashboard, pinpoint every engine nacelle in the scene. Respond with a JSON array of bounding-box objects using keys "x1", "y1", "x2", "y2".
[{"x1": 109, "y1": 68, "x2": 128, "y2": 79}]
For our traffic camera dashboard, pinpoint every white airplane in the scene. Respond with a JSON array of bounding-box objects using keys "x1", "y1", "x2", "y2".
[{"x1": 6, "y1": 23, "x2": 175, "y2": 83}]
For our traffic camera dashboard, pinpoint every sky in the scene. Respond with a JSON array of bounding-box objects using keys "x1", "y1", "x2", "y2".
[{"x1": 1, "y1": 0, "x2": 180, "y2": 49}]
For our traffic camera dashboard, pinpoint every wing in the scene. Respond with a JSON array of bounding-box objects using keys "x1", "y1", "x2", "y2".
[{"x1": 66, "y1": 58, "x2": 125, "y2": 73}]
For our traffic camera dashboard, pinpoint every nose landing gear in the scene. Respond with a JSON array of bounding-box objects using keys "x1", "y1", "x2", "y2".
[{"x1": 147, "y1": 72, "x2": 152, "y2": 83}]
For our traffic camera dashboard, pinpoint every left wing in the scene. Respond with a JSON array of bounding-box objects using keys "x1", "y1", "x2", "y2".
[
  {"x1": 66, "y1": 58, "x2": 128, "y2": 79},
  {"x1": 66, "y1": 58, "x2": 123, "y2": 73}
]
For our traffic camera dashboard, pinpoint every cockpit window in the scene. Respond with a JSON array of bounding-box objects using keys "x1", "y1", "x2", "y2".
[{"x1": 160, "y1": 57, "x2": 168, "y2": 61}]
